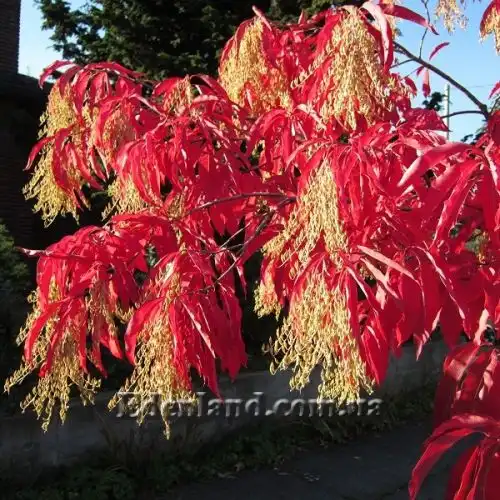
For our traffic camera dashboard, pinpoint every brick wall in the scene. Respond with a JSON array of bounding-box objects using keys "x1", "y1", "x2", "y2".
[
  {"x1": 0, "y1": 74, "x2": 51, "y2": 256},
  {"x1": 0, "y1": 0, "x2": 100, "y2": 258},
  {"x1": 0, "y1": 95, "x2": 37, "y2": 250},
  {"x1": 0, "y1": 75, "x2": 86, "y2": 258},
  {"x1": 0, "y1": 0, "x2": 30, "y2": 249},
  {"x1": 0, "y1": 0, "x2": 21, "y2": 74}
]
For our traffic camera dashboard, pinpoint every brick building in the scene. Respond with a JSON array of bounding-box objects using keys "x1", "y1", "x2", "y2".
[
  {"x1": 0, "y1": 0, "x2": 105, "y2": 258},
  {"x1": 0, "y1": 0, "x2": 51, "y2": 250}
]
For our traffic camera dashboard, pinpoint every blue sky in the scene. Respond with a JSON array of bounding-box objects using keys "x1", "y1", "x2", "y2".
[{"x1": 19, "y1": 0, "x2": 498, "y2": 140}]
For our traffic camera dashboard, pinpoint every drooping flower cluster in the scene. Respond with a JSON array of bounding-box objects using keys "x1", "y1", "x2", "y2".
[
  {"x1": 219, "y1": 15, "x2": 293, "y2": 115},
  {"x1": 4, "y1": 3, "x2": 500, "y2": 466},
  {"x1": 435, "y1": 0, "x2": 500, "y2": 55},
  {"x1": 481, "y1": 0, "x2": 500, "y2": 53}
]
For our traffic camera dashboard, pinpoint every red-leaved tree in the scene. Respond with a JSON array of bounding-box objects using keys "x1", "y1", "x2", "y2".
[{"x1": 4, "y1": 1, "x2": 500, "y2": 497}]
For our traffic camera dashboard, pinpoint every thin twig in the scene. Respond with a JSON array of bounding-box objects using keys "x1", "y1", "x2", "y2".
[
  {"x1": 391, "y1": 59, "x2": 412, "y2": 69},
  {"x1": 219, "y1": 222, "x2": 251, "y2": 251},
  {"x1": 440, "y1": 110, "x2": 484, "y2": 119},
  {"x1": 188, "y1": 192, "x2": 295, "y2": 214},
  {"x1": 211, "y1": 197, "x2": 294, "y2": 286},
  {"x1": 418, "y1": 0, "x2": 431, "y2": 59},
  {"x1": 394, "y1": 42, "x2": 490, "y2": 120},
  {"x1": 186, "y1": 197, "x2": 294, "y2": 297}
]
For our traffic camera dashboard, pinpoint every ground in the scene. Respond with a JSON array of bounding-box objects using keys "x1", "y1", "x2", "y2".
[{"x1": 164, "y1": 421, "x2": 465, "y2": 500}]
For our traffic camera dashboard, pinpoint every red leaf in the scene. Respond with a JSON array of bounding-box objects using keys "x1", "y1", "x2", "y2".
[
  {"x1": 429, "y1": 42, "x2": 450, "y2": 60},
  {"x1": 40, "y1": 299, "x2": 81, "y2": 376},
  {"x1": 410, "y1": 427, "x2": 473, "y2": 499},
  {"x1": 489, "y1": 81, "x2": 500, "y2": 99},
  {"x1": 345, "y1": 265, "x2": 384, "y2": 317},
  {"x1": 345, "y1": 273, "x2": 361, "y2": 342},
  {"x1": 361, "y1": 324, "x2": 389, "y2": 385},
  {"x1": 124, "y1": 298, "x2": 163, "y2": 364},
  {"x1": 181, "y1": 300, "x2": 216, "y2": 358},
  {"x1": 422, "y1": 68, "x2": 431, "y2": 97},
  {"x1": 358, "y1": 245, "x2": 415, "y2": 280},
  {"x1": 240, "y1": 223, "x2": 283, "y2": 264},
  {"x1": 24, "y1": 301, "x2": 65, "y2": 363},
  {"x1": 418, "y1": 159, "x2": 476, "y2": 220},
  {"x1": 251, "y1": 6, "x2": 273, "y2": 30},
  {"x1": 362, "y1": 2, "x2": 394, "y2": 70},
  {"x1": 457, "y1": 349, "x2": 500, "y2": 420},
  {"x1": 396, "y1": 143, "x2": 470, "y2": 195},
  {"x1": 418, "y1": 260, "x2": 442, "y2": 341},
  {"x1": 434, "y1": 343, "x2": 481, "y2": 427},
  {"x1": 462, "y1": 441, "x2": 499, "y2": 500},
  {"x1": 108, "y1": 328, "x2": 123, "y2": 359},
  {"x1": 153, "y1": 77, "x2": 183, "y2": 99},
  {"x1": 360, "y1": 257, "x2": 401, "y2": 303},
  {"x1": 402, "y1": 108, "x2": 448, "y2": 132},
  {"x1": 446, "y1": 446, "x2": 480, "y2": 500},
  {"x1": 25, "y1": 137, "x2": 53, "y2": 170},
  {"x1": 85, "y1": 61, "x2": 144, "y2": 79},
  {"x1": 396, "y1": 274, "x2": 424, "y2": 348},
  {"x1": 447, "y1": 438, "x2": 500, "y2": 500},
  {"x1": 480, "y1": 1, "x2": 497, "y2": 36},
  {"x1": 379, "y1": 4, "x2": 438, "y2": 34},
  {"x1": 415, "y1": 248, "x2": 467, "y2": 321},
  {"x1": 409, "y1": 415, "x2": 500, "y2": 500},
  {"x1": 432, "y1": 162, "x2": 477, "y2": 246},
  {"x1": 39, "y1": 60, "x2": 77, "y2": 87}
]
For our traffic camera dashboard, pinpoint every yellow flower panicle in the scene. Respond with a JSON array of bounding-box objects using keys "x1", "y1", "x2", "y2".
[
  {"x1": 4, "y1": 287, "x2": 100, "y2": 431},
  {"x1": 256, "y1": 161, "x2": 372, "y2": 403},
  {"x1": 23, "y1": 82, "x2": 89, "y2": 225},
  {"x1": 316, "y1": 10, "x2": 407, "y2": 131},
  {"x1": 255, "y1": 270, "x2": 281, "y2": 319},
  {"x1": 165, "y1": 193, "x2": 186, "y2": 221},
  {"x1": 261, "y1": 161, "x2": 348, "y2": 274},
  {"x1": 92, "y1": 105, "x2": 135, "y2": 167},
  {"x1": 435, "y1": 0, "x2": 467, "y2": 32},
  {"x1": 480, "y1": 1, "x2": 500, "y2": 53},
  {"x1": 474, "y1": 231, "x2": 491, "y2": 264},
  {"x1": 218, "y1": 18, "x2": 292, "y2": 114},
  {"x1": 108, "y1": 273, "x2": 195, "y2": 436},
  {"x1": 270, "y1": 272, "x2": 373, "y2": 404},
  {"x1": 161, "y1": 77, "x2": 195, "y2": 113},
  {"x1": 104, "y1": 177, "x2": 149, "y2": 218},
  {"x1": 23, "y1": 156, "x2": 81, "y2": 226},
  {"x1": 105, "y1": 176, "x2": 185, "y2": 221}
]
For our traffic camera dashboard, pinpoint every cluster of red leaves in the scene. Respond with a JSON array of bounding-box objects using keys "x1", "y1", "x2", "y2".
[
  {"x1": 256, "y1": 101, "x2": 499, "y2": 383},
  {"x1": 410, "y1": 341, "x2": 500, "y2": 499},
  {"x1": 24, "y1": 66, "x2": 279, "y2": 391},
  {"x1": 12, "y1": 1, "x2": 500, "y2": 489},
  {"x1": 407, "y1": 80, "x2": 500, "y2": 500}
]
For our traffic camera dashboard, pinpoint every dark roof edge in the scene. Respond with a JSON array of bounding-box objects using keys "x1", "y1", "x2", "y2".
[{"x1": 0, "y1": 72, "x2": 51, "y2": 106}]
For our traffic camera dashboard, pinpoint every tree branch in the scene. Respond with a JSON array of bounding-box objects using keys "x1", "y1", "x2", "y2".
[
  {"x1": 391, "y1": 59, "x2": 412, "y2": 69},
  {"x1": 418, "y1": 0, "x2": 431, "y2": 59},
  {"x1": 188, "y1": 192, "x2": 295, "y2": 215},
  {"x1": 394, "y1": 42, "x2": 490, "y2": 120},
  {"x1": 212, "y1": 197, "x2": 293, "y2": 286},
  {"x1": 440, "y1": 110, "x2": 485, "y2": 119},
  {"x1": 189, "y1": 196, "x2": 294, "y2": 296}
]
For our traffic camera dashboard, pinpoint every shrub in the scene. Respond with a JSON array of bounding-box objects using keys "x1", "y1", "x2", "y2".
[
  {"x1": 0, "y1": 221, "x2": 30, "y2": 335},
  {"x1": 0, "y1": 221, "x2": 31, "y2": 398}
]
